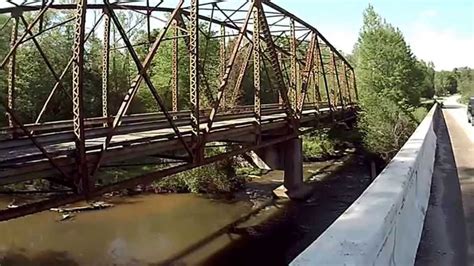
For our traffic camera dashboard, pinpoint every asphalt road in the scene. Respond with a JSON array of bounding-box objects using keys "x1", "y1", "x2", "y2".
[{"x1": 416, "y1": 95, "x2": 473, "y2": 265}]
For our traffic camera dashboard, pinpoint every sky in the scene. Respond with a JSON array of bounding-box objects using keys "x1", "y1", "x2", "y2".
[
  {"x1": 1, "y1": 0, "x2": 473, "y2": 70},
  {"x1": 272, "y1": 0, "x2": 474, "y2": 71}
]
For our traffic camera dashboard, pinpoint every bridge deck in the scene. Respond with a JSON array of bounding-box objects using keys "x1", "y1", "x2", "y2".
[{"x1": 0, "y1": 105, "x2": 349, "y2": 185}]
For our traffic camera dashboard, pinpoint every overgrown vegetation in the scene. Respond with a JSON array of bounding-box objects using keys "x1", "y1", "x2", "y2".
[
  {"x1": 152, "y1": 160, "x2": 245, "y2": 194},
  {"x1": 352, "y1": 5, "x2": 433, "y2": 161},
  {"x1": 456, "y1": 68, "x2": 474, "y2": 103},
  {"x1": 302, "y1": 126, "x2": 362, "y2": 161},
  {"x1": 302, "y1": 131, "x2": 336, "y2": 161}
]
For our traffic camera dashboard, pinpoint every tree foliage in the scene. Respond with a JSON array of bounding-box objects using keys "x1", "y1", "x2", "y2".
[
  {"x1": 416, "y1": 60, "x2": 436, "y2": 99},
  {"x1": 353, "y1": 5, "x2": 430, "y2": 161},
  {"x1": 453, "y1": 67, "x2": 474, "y2": 102},
  {"x1": 435, "y1": 71, "x2": 458, "y2": 96}
]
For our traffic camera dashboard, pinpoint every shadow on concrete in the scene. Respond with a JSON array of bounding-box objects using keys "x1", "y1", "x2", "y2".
[
  {"x1": 441, "y1": 105, "x2": 464, "y2": 110},
  {"x1": 415, "y1": 109, "x2": 468, "y2": 266}
]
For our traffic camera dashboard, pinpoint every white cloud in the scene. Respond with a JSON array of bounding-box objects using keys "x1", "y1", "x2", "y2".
[
  {"x1": 402, "y1": 11, "x2": 474, "y2": 71},
  {"x1": 418, "y1": 9, "x2": 438, "y2": 19},
  {"x1": 405, "y1": 24, "x2": 474, "y2": 70},
  {"x1": 313, "y1": 24, "x2": 360, "y2": 55},
  {"x1": 318, "y1": 10, "x2": 474, "y2": 71}
]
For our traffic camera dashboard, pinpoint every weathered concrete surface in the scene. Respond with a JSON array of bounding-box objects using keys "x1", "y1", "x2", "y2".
[
  {"x1": 291, "y1": 105, "x2": 437, "y2": 266},
  {"x1": 257, "y1": 138, "x2": 312, "y2": 200},
  {"x1": 415, "y1": 107, "x2": 468, "y2": 266}
]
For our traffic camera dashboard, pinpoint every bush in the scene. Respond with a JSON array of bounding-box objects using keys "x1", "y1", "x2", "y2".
[
  {"x1": 152, "y1": 159, "x2": 245, "y2": 194},
  {"x1": 459, "y1": 80, "x2": 474, "y2": 104},
  {"x1": 358, "y1": 94, "x2": 418, "y2": 161},
  {"x1": 412, "y1": 106, "x2": 429, "y2": 123},
  {"x1": 302, "y1": 130, "x2": 336, "y2": 160}
]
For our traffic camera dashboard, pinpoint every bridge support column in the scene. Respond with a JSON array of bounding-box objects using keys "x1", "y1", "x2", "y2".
[{"x1": 257, "y1": 137, "x2": 312, "y2": 199}]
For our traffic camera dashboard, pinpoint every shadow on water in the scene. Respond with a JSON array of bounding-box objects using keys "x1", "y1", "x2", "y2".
[
  {"x1": 201, "y1": 153, "x2": 372, "y2": 266},
  {"x1": 0, "y1": 250, "x2": 78, "y2": 266}
]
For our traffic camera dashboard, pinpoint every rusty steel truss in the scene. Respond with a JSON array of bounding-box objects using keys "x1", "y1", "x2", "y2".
[{"x1": 0, "y1": 0, "x2": 357, "y2": 221}]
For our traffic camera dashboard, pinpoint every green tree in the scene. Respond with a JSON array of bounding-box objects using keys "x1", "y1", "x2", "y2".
[
  {"x1": 453, "y1": 67, "x2": 474, "y2": 102},
  {"x1": 435, "y1": 71, "x2": 458, "y2": 96},
  {"x1": 0, "y1": 14, "x2": 11, "y2": 126},
  {"x1": 353, "y1": 5, "x2": 425, "y2": 161},
  {"x1": 416, "y1": 60, "x2": 435, "y2": 99}
]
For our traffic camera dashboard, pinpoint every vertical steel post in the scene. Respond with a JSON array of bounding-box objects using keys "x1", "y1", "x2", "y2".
[
  {"x1": 256, "y1": 4, "x2": 294, "y2": 121},
  {"x1": 219, "y1": 25, "x2": 226, "y2": 80},
  {"x1": 253, "y1": 3, "x2": 261, "y2": 144},
  {"x1": 277, "y1": 51, "x2": 283, "y2": 105},
  {"x1": 231, "y1": 44, "x2": 252, "y2": 107},
  {"x1": 352, "y1": 69, "x2": 358, "y2": 100},
  {"x1": 219, "y1": 24, "x2": 226, "y2": 109},
  {"x1": 101, "y1": 9, "x2": 110, "y2": 124},
  {"x1": 189, "y1": 0, "x2": 200, "y2": 161},
  {"x1": 331, "y1": 52, "x2": 344, "y2": 109},
  {"x1": 146, "y1": 0, "x2": 151, "y2": 50},
  {"x1": 311, "y1": 72, "x2": 316, "y2": 105},
  {"x1": 313, "y1": 47, "x2": 322, "y2": 106},
  {"x1": 316, "y1": 40, "x2": 332, "y2": 112},
  {"x1": 172, "y1": 20, "x2": 179, "y2": 113},
  {"x1": 39, "y1": 0, "x2": 46, "y2": 31},
  {"x1": 72, "y1": 0, "x2": 90, "y2": 194},
  {"x1": 7, "y1": 12, "x2": 19, "y2": 129},
  {"x1": 296, "y1": 33, "x2": 316, "y2": 116},
  {"x1": 289, "y1": 19, "x2": 297, "y2": 111},
  {"x1": 343, "y1": 64, "x2": 352, "y2": 105}
]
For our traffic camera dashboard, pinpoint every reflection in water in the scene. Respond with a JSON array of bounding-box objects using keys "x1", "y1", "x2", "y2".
[{"x1": 0, "y1": 194, "x2": 252, "y2": 265}]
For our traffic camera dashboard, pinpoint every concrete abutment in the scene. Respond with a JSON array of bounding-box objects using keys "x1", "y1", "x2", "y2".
[{"x1": 255, "y1": 137, "x2": 313, "y2": 200}]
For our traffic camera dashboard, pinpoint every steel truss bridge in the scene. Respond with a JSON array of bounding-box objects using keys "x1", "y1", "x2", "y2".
[{"x1": 0, "y1": 0, "x2": 357, "y2": 221}]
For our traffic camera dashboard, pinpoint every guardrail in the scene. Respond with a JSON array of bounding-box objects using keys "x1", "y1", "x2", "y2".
[{"x1": 291, "y1": 104, "x2": 438, "y2": 265}]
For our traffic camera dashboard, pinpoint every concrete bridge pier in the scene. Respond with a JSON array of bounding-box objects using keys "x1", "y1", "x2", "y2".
[{"x1": 256, "y1": 137, "x2": 313, "y2": 200}]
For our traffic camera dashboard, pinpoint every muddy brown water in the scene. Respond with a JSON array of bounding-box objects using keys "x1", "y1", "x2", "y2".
[
  {"x1": 0, "y1": 194, "x2": 253, "y2": 265},
  {"x1": 0, "y1": 156, "x2": 371, "y2": 265}
]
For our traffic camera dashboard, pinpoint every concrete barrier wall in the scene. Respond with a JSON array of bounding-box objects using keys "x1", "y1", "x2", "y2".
[{"x1": 291, "y1": 105, "x2": 438, "y2": 266}]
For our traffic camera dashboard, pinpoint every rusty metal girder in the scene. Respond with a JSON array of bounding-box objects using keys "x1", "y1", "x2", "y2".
[
  {"x1": 35, "y1": 14, "x2": 104, "y2": 124},
  {"x1": 315, "y1": 38, "x2": 333, "y2": 112},
  {"x1": 297, "y1": 33, "x2": 317, "y2": 116},
  {"x1": 289, "y1": 19, "x2": 297, "y2": 111},
  {"x1": 6, "y1": 13, "x2": 18, "y2": 129},
  {"x1": 256, "y1": 2, "x2": 295, "y2": 121},
  {"x1": 331, "y1": 52, "x2": 344, "y2": 109},
  {"x1": 0, "y1": 1, "x2": 53, "y2": 69},
  {"x1": 203, "y1": 3, "x2": 254, "y2": 135},
  {"x1": 230, "y1": 43, "x2": 252, "y2": 107},
  {"x1": 94, "y1": 0, "x2": 190, "y2": 170},
  {"x1": 0, "y1": 0, "x2": 358, "y2": 221},
  {"x1": 102, "y1": 10, "x2": 111, "y2": 122},
  {"x1": 172, "y1": 20, "x2": 179, "y2": 113},
  {"x1": 188, "y1": 0, "x2": 201, "y2": 161},
  {"x1": 253, "y1": 3, "x2": 262, "y2": 143},
  {"x1": 71, "y1": 0, "x2": 89, "y2": 194}
]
